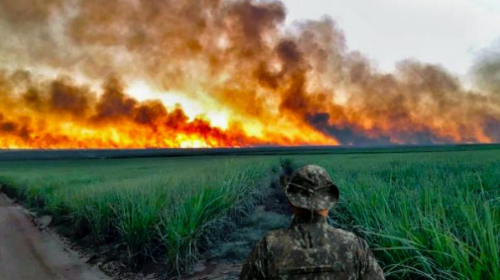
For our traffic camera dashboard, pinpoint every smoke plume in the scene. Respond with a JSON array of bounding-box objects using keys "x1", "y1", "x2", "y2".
[{"x1": 0, "y1": 0, "x2": 499, "y2": 148}]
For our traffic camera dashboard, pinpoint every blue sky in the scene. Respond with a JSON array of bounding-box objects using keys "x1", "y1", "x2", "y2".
[{"x1": 282, "y1": 0, "x2": 500, "y2": 76}]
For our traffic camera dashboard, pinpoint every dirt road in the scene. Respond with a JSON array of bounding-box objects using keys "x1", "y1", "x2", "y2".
[{"x1": 0, "y1": 193, "x2": 110, "y2": 280}]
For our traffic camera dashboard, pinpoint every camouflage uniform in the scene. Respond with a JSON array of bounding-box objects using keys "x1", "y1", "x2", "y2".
[{"x1": 240, "y1": 165, "x2": 385, "y2": 280}]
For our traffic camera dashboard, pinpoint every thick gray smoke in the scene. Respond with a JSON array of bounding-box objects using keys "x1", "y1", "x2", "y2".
[{"x1": 0, "y1": 0, "x2": 499, "y2": 148}]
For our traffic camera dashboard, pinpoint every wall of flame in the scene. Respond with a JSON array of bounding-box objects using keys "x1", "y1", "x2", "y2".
[{"x1": 0, "y1": 0, "x2": 499, "y2": 148}]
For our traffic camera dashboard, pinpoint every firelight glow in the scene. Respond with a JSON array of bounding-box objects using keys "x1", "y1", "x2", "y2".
[{"x1": 0, "y1": 0, "x2": 499, "y2": 149}]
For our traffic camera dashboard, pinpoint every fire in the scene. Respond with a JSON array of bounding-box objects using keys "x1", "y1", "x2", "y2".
[{"x1": 0, "y1": 0, "x2": 499, "y2": 149}]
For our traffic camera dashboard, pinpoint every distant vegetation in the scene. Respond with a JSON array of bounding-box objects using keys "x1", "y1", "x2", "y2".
[{"x1": 0, "y1": 146, "x2": 499, "y2": 279}]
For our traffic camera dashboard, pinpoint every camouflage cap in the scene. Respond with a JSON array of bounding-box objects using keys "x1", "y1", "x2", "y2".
[{"x1": 283, "y1": 165, "x2": 339, "y2": 211}]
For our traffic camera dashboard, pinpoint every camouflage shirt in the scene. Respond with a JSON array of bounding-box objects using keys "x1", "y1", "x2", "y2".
[{"x1": 240, "y1": 215, "x2": 385, "y2": 280}]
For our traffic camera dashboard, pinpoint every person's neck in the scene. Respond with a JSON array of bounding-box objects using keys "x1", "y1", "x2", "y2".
[{"x1": 292, "y1": 213, "x2": 327, "y2": 224}]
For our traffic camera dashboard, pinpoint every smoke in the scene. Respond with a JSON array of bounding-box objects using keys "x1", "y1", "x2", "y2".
[
  {"x1": 473, "y1": 41, "x2": 500, "y2": 95},
  {"x1": 0, "y1": 0, "x2": 499, "y2": 148}
]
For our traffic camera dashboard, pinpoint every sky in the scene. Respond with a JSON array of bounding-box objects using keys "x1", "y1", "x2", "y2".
[
  {"x1": 282, "y1": 0, "x2": 500, "y2": 76},
  {"x1": 1, "y1": 0, "x2": 499, "y2": 148}
]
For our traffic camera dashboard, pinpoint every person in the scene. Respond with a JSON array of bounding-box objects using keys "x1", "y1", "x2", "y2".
[{"x1": 240, "y1": 164, "x2": 385, "y2": 280}]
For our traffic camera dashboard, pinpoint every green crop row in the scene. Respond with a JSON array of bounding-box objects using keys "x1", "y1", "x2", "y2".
[
  {"x1": 0, "y1": 148, "x2": 499, "y2": 279},
  {"x1": 0, "y1": 157, "x2": 273, "y2": 273}
]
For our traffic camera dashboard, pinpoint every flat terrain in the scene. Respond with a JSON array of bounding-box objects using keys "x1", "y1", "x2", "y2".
[
  {"x1": 1, "y1": 144, "x2": 499, "y2": 160},
  {"x1": 0, "y1": 145, "x2": 499, "y2": 279},
  {"x1": 0, "y1": 193, "x2": 109, "y2": 280}
]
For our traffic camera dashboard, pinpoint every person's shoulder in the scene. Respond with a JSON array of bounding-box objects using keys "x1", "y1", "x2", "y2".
[
  {"x1": 326, "y1": 227, "x2": 369, "y2": 248},
  {"x1": 262, "y1": 227, "x2": 300, "y2": 250},
  {"x1": 263, "y1": 228, "x2": 289, "y2": 242},
  {"x1": 327, "y1": 226, "x2": 358, "y2": 239}
]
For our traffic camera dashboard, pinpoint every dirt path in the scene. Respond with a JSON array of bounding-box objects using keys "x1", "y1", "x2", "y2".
[{"x1": 0, "y1": 193, "x2": 110, "y2": 280}]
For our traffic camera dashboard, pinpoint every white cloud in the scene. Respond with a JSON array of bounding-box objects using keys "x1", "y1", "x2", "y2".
[{"x1": 282, "y1": 0, "x2": 500, "y2": 76}]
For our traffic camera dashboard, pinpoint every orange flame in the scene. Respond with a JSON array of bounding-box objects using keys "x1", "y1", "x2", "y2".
[{"x1": 0, "y1": 0, "x2": 499, "y2": 149}]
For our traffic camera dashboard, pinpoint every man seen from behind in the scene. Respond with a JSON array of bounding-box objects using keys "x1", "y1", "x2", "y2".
[{"x1": 240, "y1": 164, "x2": 385, "y2": 280}]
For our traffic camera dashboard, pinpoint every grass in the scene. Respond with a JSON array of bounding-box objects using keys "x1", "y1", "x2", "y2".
[
  {"x1": 0, "y1": 157, "x2": 273, "y2": 272},
  {"x1": 0, "y1": 147, "x2": 499, "y2": 279}
]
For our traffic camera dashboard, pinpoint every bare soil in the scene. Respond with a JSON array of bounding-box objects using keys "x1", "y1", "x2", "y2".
[
  {"x1": 0, "y1": 192, "x2": 110, "y2": 280},
  {"x1": 175, "y1": 261, "x2": 241, "y2": 280}
]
